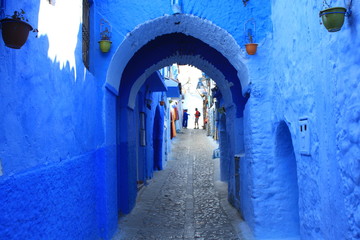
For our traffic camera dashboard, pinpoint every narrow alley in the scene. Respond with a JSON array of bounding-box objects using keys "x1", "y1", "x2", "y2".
[
  {"x1": 2, "y1": 1, "x2": 360, "y2": 239},
  {"x1": 113, "y1": 129, "x2": 252, "y2": 240}
]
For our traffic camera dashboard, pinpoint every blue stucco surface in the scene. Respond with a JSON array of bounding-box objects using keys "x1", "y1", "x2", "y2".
[
  {"x1": 0, "y1": 150, "x2": 98, "y2": 239},
  {"x1": 262, "y1": 1, "x2": 359, "y2": 239},
  {"x1": 0, "y1": 1, "x2": 116, "y2": 238}
]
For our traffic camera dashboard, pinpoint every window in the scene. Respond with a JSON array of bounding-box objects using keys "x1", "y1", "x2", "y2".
[{"x1": 82, "y1": 0, "x2": 90, "y2": 69}]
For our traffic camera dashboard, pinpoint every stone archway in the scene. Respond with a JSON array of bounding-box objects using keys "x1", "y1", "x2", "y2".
[
  {"x1": 106, "y1": 14, "x2": 249, "y2": 97},
  {"x1": 106, "y1": 14, "x2": 249, "y2": 214}
]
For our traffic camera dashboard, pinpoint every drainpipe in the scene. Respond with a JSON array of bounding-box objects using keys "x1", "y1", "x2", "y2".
[{"x1": 171, "y1": 0, "x2": 182, "y2": 14}]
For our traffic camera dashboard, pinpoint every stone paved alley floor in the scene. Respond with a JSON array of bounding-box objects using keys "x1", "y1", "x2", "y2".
[{"x1": 112, "y1": 129, "x2": 253, "y2": 240}]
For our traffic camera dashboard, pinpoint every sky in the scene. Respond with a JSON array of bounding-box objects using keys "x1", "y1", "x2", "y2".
[{"x1": 177, "y1": 65, "x2": 204, "y2": 128}]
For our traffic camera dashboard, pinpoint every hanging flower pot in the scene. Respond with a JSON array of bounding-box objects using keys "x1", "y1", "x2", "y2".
[
  {"x1": 245, "y1": 43, "x2": 258, "y2": 55},
  {"x1": 244, "y1": 18, "x2": 258, "y2": 55},
  {"x1": 160, "y1": 100, "x2": 165, "y2": 106},
  {"x1": 319, "y1": 7, "x2": 347, "y2": 32},
  {"x1": 1, "y1": 19, "x2": 33, "y2": 49},
  {"x1": 99, "y1": 40, "x2": 112, "y2": 53},
  {"x1": 98, "y1": 18, "x2": 112, "y2": 53},
  {"x1": 0, "y1": 10, "x2": 36, "y2": 49}
]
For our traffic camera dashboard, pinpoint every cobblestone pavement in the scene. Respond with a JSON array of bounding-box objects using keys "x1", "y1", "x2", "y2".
[{"x1": 112, "y1": 129, "x2": 253, "y2": 240}]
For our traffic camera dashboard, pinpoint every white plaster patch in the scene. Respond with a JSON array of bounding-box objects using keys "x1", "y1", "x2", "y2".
[
  {"x1": 106, "y1": 14, "x2": 249, "y2": 96},
  {"x1": 38, "y1": 0, "x2": 82, "y2": 79}
]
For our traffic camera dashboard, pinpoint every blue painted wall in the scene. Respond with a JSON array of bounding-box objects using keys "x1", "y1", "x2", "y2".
[
  {"x1": 218, "y1": 108, "x2": 230, "y2": 182},
  {"x1": 116, "y1": 71, "x2": 168, "y2": 214},
  {"x1": 140, "y1": 84, "x2": 168, "y2": 179},
  {"x1": 116, "y1": 106, "x2": 137, "y2": 214},
  {"x1": 153, "y1": 105, "x2": 165, "y2": 170},
  {"x1": 241, "y1": 0, "x2": 360, "y2": 239},
  {"x1": 0, "y1": 151, "x2": 98, "y2": 239},
  {"x1": 0, "y1": 1, "x2": 118, "y2": 239}
]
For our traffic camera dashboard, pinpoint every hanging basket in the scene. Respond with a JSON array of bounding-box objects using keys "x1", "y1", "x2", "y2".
[
  {"x1": 160, "y1": 101, "x2": 165, "y2": 106},
  {"x1": 319, "y1": 7, "x2": 347, "y2": 32},
  {"x1": 0, "y1": 18, "x2": 33, "y2": 49},
  {"x1": 98, "y1": 40, "x2": 112, "y2": 53},
  {"x1": 245, "y1": 43, "x2": 258, "y2": 55}
]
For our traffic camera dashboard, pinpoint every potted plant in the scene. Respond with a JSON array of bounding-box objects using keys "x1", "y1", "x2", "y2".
[
  {"x1": 99, "y1": 28, "x2": 112, "y2": 53},
  {"x1": 160, "y1": 100, "x2": 165, "y2": 106},
  {"x1": 245, "y1": 30, "x2": 258, "y2": 55},
  {"x1": 0, "y1": 9, "x2": 38, "y2": 49},
  {"x1": 319, "y1": 6, "x2": 347, "y2": 32}
]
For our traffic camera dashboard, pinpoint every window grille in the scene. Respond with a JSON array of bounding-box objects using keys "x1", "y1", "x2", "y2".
[{"x1": 82, "y1": 0, "x2": 90, "y2": 69}]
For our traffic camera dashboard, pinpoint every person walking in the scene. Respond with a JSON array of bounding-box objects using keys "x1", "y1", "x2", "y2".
[
  {"x1": 182, "y1": 109, "x2": 189, "y2": 128},
  {"x1": 194, "y1": 108, "x2": 201, "y2": 129}
]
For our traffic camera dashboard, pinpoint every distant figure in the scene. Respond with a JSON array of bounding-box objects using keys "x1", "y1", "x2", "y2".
[
  {"x1": 182, "y1": 109, "x2": 189, "y2": 128},
  {"x1": 194, "y1": 108, "x2": 201, "y2": 129}
]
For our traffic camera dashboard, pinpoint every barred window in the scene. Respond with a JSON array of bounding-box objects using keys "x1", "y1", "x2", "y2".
[{"x1": 82, "y1": 0, "x2": 90, "y2": 69}]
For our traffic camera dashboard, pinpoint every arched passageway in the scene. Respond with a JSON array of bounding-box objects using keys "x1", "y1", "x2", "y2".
[
  {"x1": 271, "y1": 121, "x2": 300, "y2": 238},
  {"x1": 117, "y1": 32, "x2": 247, "y2": 115},
  {"x1": 106, "y1": 14, "x2": 249, "y2": 216}
]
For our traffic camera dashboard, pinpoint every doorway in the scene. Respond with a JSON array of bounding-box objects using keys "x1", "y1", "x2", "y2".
[
  {"x1": 273, "y1": 121, "x2": 300, "y2": 238},
  {"x1": 153, "y1": 106, "x2": 164, "y2": 171}
]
